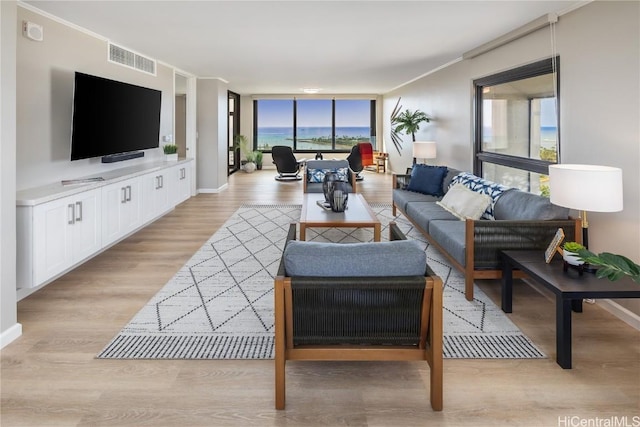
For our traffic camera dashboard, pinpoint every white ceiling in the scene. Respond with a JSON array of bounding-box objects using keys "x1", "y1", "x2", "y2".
[{"x1": 25, "y1": 0, "x2": 585, "y2": 95}]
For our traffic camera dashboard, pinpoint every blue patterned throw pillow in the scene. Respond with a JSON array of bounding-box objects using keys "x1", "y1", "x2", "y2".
[
  {"x1": 450, "y1": 172, "x2": 510, "y2": 220},
  {"x1": 308, "y1": 167, "x2": 349, "y2": 183}
]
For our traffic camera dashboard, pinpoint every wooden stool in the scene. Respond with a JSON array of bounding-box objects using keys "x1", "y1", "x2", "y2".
[{"x1": 374, "y1": 154, "x2": 387, "y2": 173}]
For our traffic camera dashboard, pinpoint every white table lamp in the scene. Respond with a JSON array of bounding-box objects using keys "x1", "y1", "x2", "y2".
[
  {"x1": 413, "y1": 141, "x2": 437, "y2": 164},
  {"x1": 549, "y1": 164, "x2": 623, "y2": 248}
]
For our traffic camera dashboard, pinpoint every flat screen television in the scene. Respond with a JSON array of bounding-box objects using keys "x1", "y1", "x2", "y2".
[{"x1": 70, "y1": 72, "x2": 162, "y2": 162}]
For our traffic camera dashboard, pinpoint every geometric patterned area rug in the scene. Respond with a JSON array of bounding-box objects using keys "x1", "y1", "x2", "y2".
[{"x1": 97, "y1": 203, "x2": 545, "y2": 360}]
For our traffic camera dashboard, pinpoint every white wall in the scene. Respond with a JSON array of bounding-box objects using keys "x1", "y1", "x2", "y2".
[
  {"x1": 1, "y1": 1, "x2": 21, "y2": 347},
  {"x1": 196, "y1": 78, "x2": 228, "y2": 192},
  {"x1": 2, "y1": 4, "x2": 179, "y2": 347},
  {"x1": 16, "y1": 7, "x2": 175, "y2": 191},
  {"x1": 383, "y1": 1, "x2": 640, "y2": 316}
]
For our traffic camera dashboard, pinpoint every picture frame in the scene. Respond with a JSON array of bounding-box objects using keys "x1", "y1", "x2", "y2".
[{"x1": 545, "y1": 228, "x2": 565, "y2": 263}]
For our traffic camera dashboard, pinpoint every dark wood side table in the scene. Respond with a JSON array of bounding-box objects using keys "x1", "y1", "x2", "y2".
[{"x1": 501, "y1": 250, "x2": 640, "y2": 369}]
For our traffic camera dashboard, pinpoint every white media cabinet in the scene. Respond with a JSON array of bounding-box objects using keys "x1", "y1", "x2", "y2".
[{"x1": 16, "y1": 159, "x2": 193, "y2": 301}]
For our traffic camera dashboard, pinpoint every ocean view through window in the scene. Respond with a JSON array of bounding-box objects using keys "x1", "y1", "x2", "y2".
[{"x1": 254, "y1": 98, "x2": 375, "y2": 152}]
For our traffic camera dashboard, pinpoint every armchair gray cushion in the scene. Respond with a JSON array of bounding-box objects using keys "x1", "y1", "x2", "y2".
[
  {"x1": 305, "y1": 159, "x2": 355, "y2": 193},
  {"x1": 284, "y1": 240, "x2": 426, "y2": 277}
]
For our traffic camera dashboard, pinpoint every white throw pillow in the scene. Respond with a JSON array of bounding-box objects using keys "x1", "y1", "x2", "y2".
[{"x1": 436, "y1": 183, "x2": 493, "y2": 220}]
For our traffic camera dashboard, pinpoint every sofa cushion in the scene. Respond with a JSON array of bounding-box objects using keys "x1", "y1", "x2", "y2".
[
  {"x1": 450, "y1": 172, "x2": 510, "y2": 220},
  {"x1": 436, "y1": 184, "x2": 492, "y2": 220},
  {"x1": 428, "y1": 220, "x2": 467, "y2": 267},
  {"x1": 284, "y1": 240, "x2": 426, "y2": 277},
  {"x1": 442, "y1": 168, "x2": 462, "y2": 193},
  {"x1": 407, "y1": 165, "x2": 448, "y2": 197},
  {"x1": 393, "y1": 189, "x2": 442, "y2": 211},
  {"x1": 494, "y1": 189, "x2": 570, "y2": 220},
  {"x1": 405, "y1": 202, "x2": 458, "y2": 231}
]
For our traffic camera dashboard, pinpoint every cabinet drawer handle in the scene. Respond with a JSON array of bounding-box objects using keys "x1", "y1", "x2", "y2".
[
  {"x1": 75, "y1": 201, "x2": 83, "y2": 222},
  {"x1": 121, "y1": 187, "x2": 127, "y2": 203},
  {"x1": 126, "y1": 185, "x2": 132, "y2": 202},
  {"x1": 155, "y1": 176, "x2": 160, "y2": 190},
  {"x1": 68, "y1": 204, "x2": 75, "y2": 225},
  {"x1": 160, "y1": 175, "x2": 164, "y2": 188},
  {"x1": 180, "y1": 168, "x2": 185, "y2": 180}
]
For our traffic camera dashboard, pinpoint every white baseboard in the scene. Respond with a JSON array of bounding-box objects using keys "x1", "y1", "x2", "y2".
[
  {"x1": 197, "y1": 183, "x2": 228, "y2": 194},
  {"x1": 596, "y1": 299, "x2": 640, "y2": 330},
  {"x1": 0, "y1": 323, "x2": 23, "y2": 349}
]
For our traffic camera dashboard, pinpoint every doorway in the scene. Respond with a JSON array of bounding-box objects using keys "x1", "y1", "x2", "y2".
[
  {"x1": 174, "y1": 71, "x2": 196, "y2": 196},
  {"x1": 175, "y1": 94, "x2": 187, "y2": 158},
  {"x1": 174, "y1": 73, "x2": 188, "y2": 159},
  {"x1": 228, "y1": 91, "x2": 240, "y2": 175}
]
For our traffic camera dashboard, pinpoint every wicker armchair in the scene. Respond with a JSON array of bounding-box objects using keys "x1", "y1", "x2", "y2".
[{"x1": 274, "y1": 223, "x2": 443, "y2": 411}]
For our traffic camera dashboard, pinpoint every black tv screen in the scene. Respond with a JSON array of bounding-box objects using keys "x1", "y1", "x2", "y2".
[{"x1": 70, "y1": 72, "x2": 161, "y2": 161}]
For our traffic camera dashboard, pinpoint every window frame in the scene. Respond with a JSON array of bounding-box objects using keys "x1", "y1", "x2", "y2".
[
  {"x1": 473, "y1": 57, "x2": 560, "y2": 178},
  {"x1": 253, "y1": 98, "x2": 376, "y2": 153}
]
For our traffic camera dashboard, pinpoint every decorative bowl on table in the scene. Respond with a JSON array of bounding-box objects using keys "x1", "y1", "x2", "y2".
[{"x1": 563, "y1": 251, "x2": 585, "y2": 266}]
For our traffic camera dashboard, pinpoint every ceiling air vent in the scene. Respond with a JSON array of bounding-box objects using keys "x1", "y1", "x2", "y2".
[{"x1": 108, "y1": 42, "x2": 156, "y2": 76}]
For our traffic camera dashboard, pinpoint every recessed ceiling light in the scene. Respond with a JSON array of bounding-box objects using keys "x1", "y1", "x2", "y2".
[{"x1": 302, "y1": 88, "x2": 321, "y2": 94}]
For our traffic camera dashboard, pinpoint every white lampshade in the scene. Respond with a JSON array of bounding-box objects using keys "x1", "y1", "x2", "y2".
[
  {"x1": 413, "y1": 141, "x2": 437, "y2": 159},
  {"x1": 549, "y1": 164, "x2": 623, "y2": 212}
]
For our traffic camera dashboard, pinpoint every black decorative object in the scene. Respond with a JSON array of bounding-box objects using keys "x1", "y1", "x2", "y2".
[
  {"x1": 328, "y1": 181, "x2": 349, "y2": 212},
  {"x1": 322, "y1": 172, "x2": 340, "y2": 202},
  {"x1": 315, "y1": 152, "x2": 323, "y2": 160}
]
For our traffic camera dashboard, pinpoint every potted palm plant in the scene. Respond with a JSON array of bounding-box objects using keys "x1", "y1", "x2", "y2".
[
  {"x1": 389, "y1": 99, "x2": 432, "y2": 155},
  {"x1": 392, "y1": 109, "x2": 431, "y2": 142},
  {"x1": 254, "y1": 151, "x2": 263, "y2": 170},
  {"x1": 235, "y1": 135, "x2": 256, "y2": 173}
]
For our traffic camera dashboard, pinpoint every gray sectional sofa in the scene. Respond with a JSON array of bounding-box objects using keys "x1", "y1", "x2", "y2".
[{"x1": 392, "y1": 166, "x2": 581, "y2": 300}]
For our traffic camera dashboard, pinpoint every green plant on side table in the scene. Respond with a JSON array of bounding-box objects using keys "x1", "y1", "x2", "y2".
[{"x1": 563, "y1": 241, "x2": 640, "y2": 283}]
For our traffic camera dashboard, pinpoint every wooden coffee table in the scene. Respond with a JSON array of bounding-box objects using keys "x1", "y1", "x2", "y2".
[{"x1": 299, "y1": 193, "x2": 381, "y2": 242}]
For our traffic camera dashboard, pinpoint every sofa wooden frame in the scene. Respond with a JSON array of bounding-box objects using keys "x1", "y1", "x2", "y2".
[
  {"x1": 274, "y1": 223, "x2": 443, "y2": 411},
  {"x1": 392, "y1": 174, "x2": 582, "y2": 301}
]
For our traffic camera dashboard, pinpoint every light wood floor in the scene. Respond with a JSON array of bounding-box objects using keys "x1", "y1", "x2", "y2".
[{"x1": 2, "y1": 169, "x2": 639, "y2": 427}]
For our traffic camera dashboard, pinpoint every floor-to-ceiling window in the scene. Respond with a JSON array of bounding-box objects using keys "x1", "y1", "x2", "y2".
[
  {"x1": 474, "y1": 57, "x2": 559, "y2": 195},
  {"x1": 254, "y1": 98, "x2": 375, "y2": 153}
]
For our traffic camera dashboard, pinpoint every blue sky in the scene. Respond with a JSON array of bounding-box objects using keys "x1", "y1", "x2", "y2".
[
  {"x1": 257, "y1": 99, "x2": 370, "y2": 127},
  {"x1": 540, "y1": 98, "x2": 557, "y2": 127}
]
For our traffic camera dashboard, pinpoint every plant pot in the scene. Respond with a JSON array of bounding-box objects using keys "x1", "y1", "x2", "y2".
[
  {"x1": 256, "y1": 164, "x2": 263, "y2": 170},
  {"x1": 244, "y1": 162, "x2": 256, "y2": 173},
  {"x1": 563, "y1": 250, "x2": 584, "y2": 266},
  {"x1": 165, "y1": 153, "x2": 178, "y2": 162}
]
